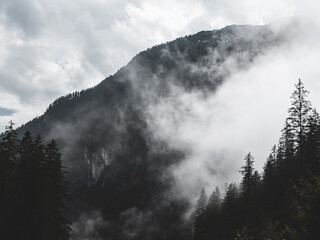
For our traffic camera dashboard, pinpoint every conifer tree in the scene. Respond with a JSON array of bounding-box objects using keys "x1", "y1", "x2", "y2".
[
  {"x1": 263, "y1": 145, "x2": 279, "y2": 213},
  {"x1": 240, "y1": 152, "x2": 255, "y2": 193},
  {"x1": 207, "y1": 186, "x2": 221, "y2": 210},
  {"x1": 222, "y1": 183, "x2": 239, "y2": 239},
  {"x1": 286, "y1": 79, "x2": 312, "y2": 165},
  {"x1": 279, "y1": 119, "x2": 295, "y2": 164},
  {"x1": 206, "y1": 187, "x2": 222, "y2": 240},
  {"x1": 0, "y1": 121, "x2": 19, "y2": 187},
  {"x1": 264, "y1": 145, "x2": 277, "y2": 180},
  {"x1": 193, "y1": 187, "x2": 208, "y2": 240},
  {"x1": 223, "y1": 183, "x2": 239, "y2": 210},
  {"x1": 44, "y1": 139, "x2": 70, "y2": 240},
  {"x1": 15, "y1": 131, "x2": 44, "y2": 239},
  {"x1": 0, "y1": 121, "x2": 19, "y2": 237}
]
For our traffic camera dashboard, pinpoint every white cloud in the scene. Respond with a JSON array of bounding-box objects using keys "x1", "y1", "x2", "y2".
[{"x1": 0, "y1": 0, "x2": 315, "y2": 130}]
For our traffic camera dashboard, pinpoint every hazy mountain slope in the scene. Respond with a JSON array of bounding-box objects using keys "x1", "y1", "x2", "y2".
[
  {"x1": 18, "y1": 23, "x2": 281, "y2": 168},
  {"x1": 13, "y1": 17, "x2": 314, "y2": 239}
]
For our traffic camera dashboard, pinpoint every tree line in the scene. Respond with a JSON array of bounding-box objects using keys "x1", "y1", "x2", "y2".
[
  {"x1": 0, "y1": 122, "x2": 70, "y2": 240},
  {"x1": 192, "y1": 79, "x2": 320, "y2": 240}
]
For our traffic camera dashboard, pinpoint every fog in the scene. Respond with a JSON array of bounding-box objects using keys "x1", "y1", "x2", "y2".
[
  {"x1": 145, "y1": 19, "x2": 320, "y2": 200},
  {"x1": 60, "y1": 18, "x2": 320, "y2": 238}
]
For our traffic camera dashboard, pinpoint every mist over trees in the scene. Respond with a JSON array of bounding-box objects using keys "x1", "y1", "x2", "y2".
[
  {"x1": 13, "y1": 23, "x2": 280, "y2": 239},
  {"x1": 0, "y1": 122, "x2": 70, "y2": 240},
  {"x1": 192, "y1": 79, "x2": 320, "y2": 240},
  {"x1": 2, "y1": 75, "x2": 320, "y2": 239},
  {"x1": 1, "y1": 20, "x2": 320, "y2": 240}
]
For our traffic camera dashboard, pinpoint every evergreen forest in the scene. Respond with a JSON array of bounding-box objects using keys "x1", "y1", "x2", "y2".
[
  {"x1": 192, "y1": 79, "x2": 320, "y2": 240},
  {"x1": 0, "y1": 124, "x2": 70, "y2": 240}
]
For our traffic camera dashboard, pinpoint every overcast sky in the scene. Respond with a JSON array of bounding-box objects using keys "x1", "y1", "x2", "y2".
[{"x1": 1, "y1": 0, "x2": 319, "y2": 130}]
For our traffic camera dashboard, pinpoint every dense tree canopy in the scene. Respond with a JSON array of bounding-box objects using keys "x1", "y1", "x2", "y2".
[{"x1": 0, "y1": 123, "x2": 70, "y2": 240}]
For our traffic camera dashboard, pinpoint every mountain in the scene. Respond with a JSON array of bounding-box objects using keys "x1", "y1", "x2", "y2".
[{"x1": 11, "y1": 17, "x2": 316, "y2": 239}]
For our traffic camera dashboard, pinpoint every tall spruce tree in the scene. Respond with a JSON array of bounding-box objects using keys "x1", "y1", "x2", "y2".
[
  {"x1": 264, "y1": 145, "x2": 277, "y2": 180},
  {"x1": 240, "y1": 152, "x2": 255, "y2": 194},
  {"x1": 206, "y1": 187, "x2": 222, "y2": 240},
  {"x1": 44, "y1": 139, "x2": 70, "y2": 240},
  {"x1": 15, "y1": 131, "x2": 45, "y2": 239},
  {"x1": 279, "y1": 119, "x2": 295, "y2": 165},
  {"x1": 286, "y1": 79, "x2": 312, "y2": 166},
  {"x1": 263, "y1": 145, "x2": 279, "y2": 214},
  {"x1": 222, "y1": 183, "x2": 239, "y2": 239},
  {"x1": 193, "y1": 187, "x2": 208, "y2": 240},
  {"x1": 0, "y1": 121, "x2": 19, "y2": 237}
]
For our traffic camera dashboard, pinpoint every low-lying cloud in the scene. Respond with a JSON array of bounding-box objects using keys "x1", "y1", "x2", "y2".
[{"x1": 146, "y1": 23, "x2": 320, "y2": 201}]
